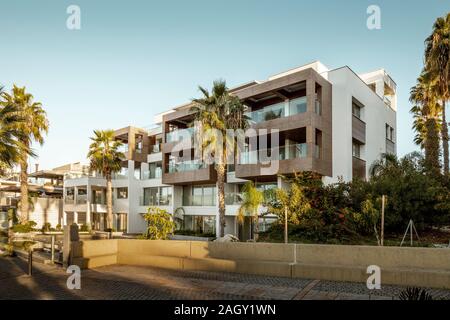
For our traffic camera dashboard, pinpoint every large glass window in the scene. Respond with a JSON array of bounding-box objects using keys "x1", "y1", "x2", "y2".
[
  {"x1": 149, "y1": 161, "x2": 162, "y2": 179},
  {"x1": 143, "y1": 187, "x2": 158, "y2": 205},
  {"x1": 183, "y1": 185, "x2": 217, "y2": 206},
  {"x1": 143, "y1": 187, "x2": 172, "y2": 206},
  {"x1": 289, "y1": 96, "x2": 307, "y2": 115},
  {"x1": 159, "y1": 187, "x2": 172, "y2": 206}
]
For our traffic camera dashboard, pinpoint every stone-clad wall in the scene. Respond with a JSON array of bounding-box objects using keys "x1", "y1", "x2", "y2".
[{"x1": 71, "y1": 240, "x2": 450, "y2": 289}]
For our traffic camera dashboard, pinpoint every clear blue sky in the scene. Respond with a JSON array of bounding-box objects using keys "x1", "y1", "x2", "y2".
[{"x1": 1, "y1": 0, "x2": 449, "y2": 170}]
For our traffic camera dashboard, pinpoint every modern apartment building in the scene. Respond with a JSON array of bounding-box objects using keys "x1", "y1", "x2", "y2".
[{"x1": 63, "y1": 61, "x2": 397, "y2": 239}]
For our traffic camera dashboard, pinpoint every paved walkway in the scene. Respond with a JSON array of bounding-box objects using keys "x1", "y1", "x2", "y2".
[{"x1": 1, "y1": 256, "x2": 449, "y2": 300}]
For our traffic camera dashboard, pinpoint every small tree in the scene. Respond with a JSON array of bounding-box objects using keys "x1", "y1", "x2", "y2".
[
  {"x1": 142, "y1": 207, "x2": 175, "y2": 240},
  {"x1": 238, "y1": 181, "x2": 264, "y2": 241}
]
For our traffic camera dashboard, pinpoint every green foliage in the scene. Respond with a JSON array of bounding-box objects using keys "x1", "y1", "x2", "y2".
[
  {"x1": 12, "y1": 221, "x2": 37, "y2": 233},
  {"x1": 41, "y1": 222, "x2": 52, "y2": 233},
  {"x1": 0, "y1": 244, "x2": 15, "y2": 257},
  {"x1": 263, "y1": 153, "x2": 450, "y2": 243},
  {"x1": 80, "y1": 224, "x2": 90, "y2": 232},
  {"x1": 238, "y1": 181, "x2": 264, "y2": 240},
  {"x1": 142, "y1": 207, "x2": 175, "y2": 240},
  {"x1": 55, "y1": 224, "x2": 62, "y2": 231}
]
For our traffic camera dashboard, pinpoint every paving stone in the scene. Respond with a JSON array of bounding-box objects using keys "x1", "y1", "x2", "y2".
[{"x1": 1, "y1": 257, "x2": 449, "y2": 300}]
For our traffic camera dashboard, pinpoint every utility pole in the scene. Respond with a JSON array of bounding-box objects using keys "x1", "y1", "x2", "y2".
[{"x1": 381, "y1": 195, "x2": 385, "y2": 246}]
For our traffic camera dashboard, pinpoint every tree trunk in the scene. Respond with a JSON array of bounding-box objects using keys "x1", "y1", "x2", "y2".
[
  {"x1": 253, "y1": 209, "x2": 259, "y2": 242},
  {"x1": 424, "y1": 117, "x2": 441, "y2": 175},
  {"x1": 441, "y1": 100, "x2": 449, "y2": 175},
  {"x1": 19, "y1": 157, "x2": 29, "y2": 224},
  {"x1": 216, "y1": 163, "x2": 226, "y2": 237},
  {"x1": 106, "y1": 175, "x2": 113, "y2": 230}
]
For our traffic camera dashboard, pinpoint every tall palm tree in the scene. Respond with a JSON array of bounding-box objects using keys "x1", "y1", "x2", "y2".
[
  {"x1": 425, "y1": 13, "x2": 450, "y2": 174},
  {"x1": 238, "y1": 181, "x2": 264, "y2": 241},
  {"x1": 0, "y1": 89, "x2": 26, "y2": 167},
  {"x1": 0, "y1": 85, "x2": 46, "y2": 223},
  {"x1": 190, "y1": 80, "x2": 249, "y2": 237},
  {"x1": 410, "y1": 71, "x2": 442, "y2": 174},
  {"x1": 87, "y1": 130, "x2": 124, "y2": 230}
]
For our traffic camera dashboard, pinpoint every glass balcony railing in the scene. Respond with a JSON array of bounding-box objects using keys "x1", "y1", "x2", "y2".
[
  {"x1": 149, "y1": 144, "x2": 161, "y2": 154},
  {"x1": 142, "y1": 168, "x2": 162, "y2": 180},
  {"x1": 76, "y1": 195, "x2": 87, "y2": 204},
  {"x1": 166, "y1": 127, "x2": 195, "y2": 143},
  {"x1": 168, "y1": 160, "x2": 207, "y2": 173},
  {"x1": 246, "y1": 96, "x2": 309, "y2": 124},
  {"x1": 240, "y1": 143, "x2": 307, "y2": 164}
]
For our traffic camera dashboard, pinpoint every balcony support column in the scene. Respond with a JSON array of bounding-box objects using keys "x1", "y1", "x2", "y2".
[{"x1": 306, "y1": 79, "x2": 316, "y2": 113}]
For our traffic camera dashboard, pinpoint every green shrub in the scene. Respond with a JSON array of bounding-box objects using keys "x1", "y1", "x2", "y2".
[
  {"x1": 80, "y1": 224, "x2": 90, "y2": 232},
  {"x1": 41, "y1": 222, "x2": 52, "y2": 233},
  {"x1": 142, "y1": 207, "x2": 175, "y2": 240},
  {"x1": 55, "y1": 224, "x2": 62, "y2": 231},
  {"x1": 12, "y1": 221, "x2": 37, "y2": 233}
]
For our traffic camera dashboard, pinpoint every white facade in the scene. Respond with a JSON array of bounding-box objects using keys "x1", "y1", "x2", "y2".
[{"x1": 62, "y1": 61, "x2": 397, "y2": 236}]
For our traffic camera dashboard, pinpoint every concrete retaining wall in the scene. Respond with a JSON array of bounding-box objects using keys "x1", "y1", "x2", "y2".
[{"x1": 71, "y1": 240, "x2": 450, "y2": 289}]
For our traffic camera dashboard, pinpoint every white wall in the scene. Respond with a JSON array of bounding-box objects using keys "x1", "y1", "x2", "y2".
[
  {"x1": 324, "y1": 67, "x2": 396, "y2": 184},
  {"x1": 18, "y1": 197, "x2": 63, "y2": 229}
]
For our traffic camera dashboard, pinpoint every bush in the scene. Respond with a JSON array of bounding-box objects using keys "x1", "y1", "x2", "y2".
[
  {"x1": 12, "y1": 221, "x2": 37, "y2": 233},
  {"x1": 41, "y1": 222, "x2": 52, "y2": 233},
  {"x1": 142, "y1": 207, "x2": 175, "y2": 240},
  {"x1": 80, "y1": 224, "x2": 90, "y2": 232}
]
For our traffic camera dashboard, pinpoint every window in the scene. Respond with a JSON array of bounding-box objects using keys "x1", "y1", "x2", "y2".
[
  {"x1": 65, "y1": 187, "x2": 74, "y2": 203},
  {"x1": 92, "y1": 189, "x2": 104, "y2": 204},
  {"x1": 386, "y1": 124, "x2": 394, "y2": 141},
  {"x1": 143, "y1": 187, "x2": 158, "y2": 205},
  {"x1": 159, "y1": 187, "x2": 172, "y2": 206},
  {"x1": 149, "y1": 161, "x2": 162, "y2": 179},
  {"x1": 289, "y1": 96, "x2": 307, "y2": 115},
  {"x1": 352, "y1": 142, "x2": 361, "y2": 158},
  {"x1": 143, "y1": 187, "x2": 172, "y2": 206},
  {"x1": 352, "y1": 98, "x2": 363, "y2": 119},
  {"x1": 183, "y1": 185, "x2": 216, "y2": 206},
  {"x1": 117, "y1": 187, "x2": 128, "y2": 199}
]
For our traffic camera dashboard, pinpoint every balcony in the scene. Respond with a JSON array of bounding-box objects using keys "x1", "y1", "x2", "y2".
[
  {"x1": 165, "y1": 127, "x2": 195, "y2": 143},
  {"x1": 76, "y1": 195, "x2": 87, "y2": 205},
  {"x1": 168, "y1": 160, "x2": 207, "y2": 173},
  {"x1": 240, "y1": 143, "x2": 307, "y2": 164},
  {"x1": 352, "y1": 156, "x2": 366, "y2": 180},
  {"x1": 246, "y1": 96, "x2": 308, "y2": 124},
  {"x1": 149, "y1": 144, "x2": 161, "y2": 154}
]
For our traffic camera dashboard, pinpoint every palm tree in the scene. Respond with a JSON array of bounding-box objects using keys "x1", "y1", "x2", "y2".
[
  {"x1": 425, "y1": 13, "x2": 450, "y2": 174},
  {"x1": 0, "y1": 90, "x2": 26, "y2": 167},
  {"x1": 238, "y1": 181, "x2": 264, "y2": 241},
  {"x1": 190, "y1": 80, "x2": 249, "y2": 237},
  {"x1": 87, "y1": 130, "x2": 124, "y2": 230},
  {"x1": 410, "y1": 71, "x2": 442, "y2": 174},
  {"x1": 0, "y1": 85, "x2": 46, "y2": 223}
]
